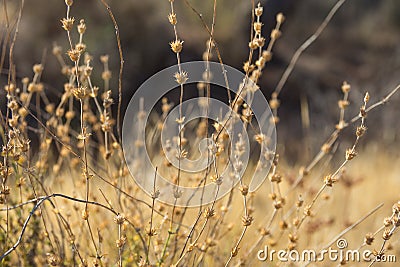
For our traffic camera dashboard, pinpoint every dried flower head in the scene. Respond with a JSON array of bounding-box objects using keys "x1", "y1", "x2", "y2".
[
  {"x1": 364, "y1": 233, "x2": 374, "y2": 245},
  {"x1": 168, "y1": 13, "x2": 177, "y2": 25},
  {"x1": 67, "y1": 48, "x2": 80, "y2": 62},
  {"x1": 253, "y1": 22, "x2": 263, "y2": 34},
  {"x1": 33, "y1": 64, "x2": 43, "y2": 74},
  {"x1": 341, "y1": 81, "x2": 351, "y2": 93},
  {"x1": 276, "y1": 13, "x2": 285, "y2": 23},
  {"x1": 204, "y1": 207, "x2": 215, "y2": 219},
  {"x1": 78, "y1": 19, "x2": 86, "y2": 34},
  {"x1": 270, "y1": 29, "x2": 281, "y2": 40},
  {"x1": 114, "y1": 214, "x2": 125, "y2": 225},
  {"x1": 382, "y1": 229, "x2": 392, "y2": 240},
  {"x1": 61, "y1": 17, "x2": 75, "y2": 31},
  {"x1": 174, "y1": 71, "x2": 188, "y2": 85},
  {"x1": 239, "y1": 185, "x2": 249, "y2": 196},
  {"x1": 170, "y1": 39, "x2": 184, "y2": 53},
  {"x1": 345, "y1": 148, "x2": 357, "y2": 161},
  {"x1": 255, "y1": 3, "x2": 263, "y2": 17},
  {"x1": 242, "y1": 215, "x2": 254, "y2": 226},
  {"x1": 324, "y1": 175, "x2": 337, "y2": 187}
]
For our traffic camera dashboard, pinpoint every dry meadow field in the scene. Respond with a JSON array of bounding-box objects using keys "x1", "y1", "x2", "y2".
[{"x1": 1, "y1": 0, "x2": 400, "y2": 266}]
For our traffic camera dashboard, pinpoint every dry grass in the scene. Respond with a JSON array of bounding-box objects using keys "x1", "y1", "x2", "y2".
[{"x1": 0, "y1": 0, "x2": 400, "y2": 266}]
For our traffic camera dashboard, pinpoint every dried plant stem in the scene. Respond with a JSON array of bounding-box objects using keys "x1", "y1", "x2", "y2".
[
  {"x1": 14, "y1": 99, "x2": 161, "y2": 211},
  {"x1": 274, "y1": 0, "x2": 347, "y2": 96},
  {"x1": 0, "y1": 193, "x2": 117, "y2": 261},
  {"x1": 99, "y1": 0, "x2": 124, "y2": 143},
  {"x1": 302, "y1": 203, "x2": 384, "y2": 267},
  {"x1": 146, "y1": 167, "x2": 158, "y2": 264},
  {"x1": 297, "y1": 94, "x2": 369, "y2": 230},
  {"x1": 289, "y1": 83, "x2": 400, "y2": 193}
]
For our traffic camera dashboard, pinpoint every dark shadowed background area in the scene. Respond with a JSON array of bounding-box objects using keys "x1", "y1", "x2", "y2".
[{"x1": 2, "y1": 0, "x2": 400, "y2": 160}]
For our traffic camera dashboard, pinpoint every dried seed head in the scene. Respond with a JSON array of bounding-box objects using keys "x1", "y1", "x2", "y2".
[
  {"x1": 274, "y1": 200, "x2": 283, "y2": 209},
  {"x1": 116, "y1": 236, "x2": 126, "y2": 248},
  {"x1": 296, "y1": 195, "x2": 304, "y2": 207},
  {"x1": 392, "y1": 216, "x2": 400, "y2": 227},
  {"x1": 170, "y1": 39, "x2": 184, "y2": 53},
  {"x1": 324, "y1": 175, "x2": 337, "y2": 187},
  {"x1": 147, "y1": 228, "x2": 157, "y2": 237},
  {"x1": 114, "y1": 214, "x2": 125, "y2": 225},
  {"x1": 239, "y1": 185, "x2": 249, "y2": 196},
  {"x1": 259, "y1": 227, "x2": 270, "y2": 236},
  {"x1": 33, "y1": 64, "x2": 43, "y2": 74},
  {"x1": 78, "y1": 19, "x2": 86, "y2": 34},
  {"x1": 22, "y1": 77, "x2": 29, "y2": 85},
  {"x1": 254, "y1": 134, "x2": 265, "y2": 144},
  {"x1": 72, "y1": 86, "x2": 89, "y2": 100},
  {"x1": 204, "y1": 207, "x2": 215, "y2": 219},
  {"x1": 288, "y1": 233, "x2": 298, "y2": 243},
  {"x1": 338, "y1": 100, "x2": 349, "y2": 109},
  {"x1": 84, "y1": 66, "x2": 93, "y2": 77},
  {"x1": 255, "y1": 57, "x2": 266, "y2": 68},
  {"x1": 65, "y1": 111, "x2": 75, "y2": 120},
  {"x1": 61, "y1": 17, "x2": 75, "y2": 31},
  {"x1": 8, "y1": 101, "x2": 18, "y2": 110},
  {"x1": 18, "y1": 108, "x2": 28, "y2": 117},
  {"x1": 341, "y1": 81, "x2": 351, "y2": 93},
  {"x1": 173, "y1": 188, "x2": 182, "y2": 199},
  {"x1": 82, "y1": 209, "x2": 89, "y2": 220},
  {"x1": 253, "y1": 22, "x2": 263, "y2": 34},
  {"x1": 65, "y1": 0, "x2": 73, "y2": 6},
  {"x1": 359, "y1": 106, "x2": 367, "y2": 118},
  {"x1": 279, "y1": 220, "x2": 288, "y2": 230},
  {"x1": 242, "y1": 215, "x2": 254, "y2": 226},
  {"x1": 211, "y1": 175, "x2": 223, "y2": 185},
  {"x1": 100, "y1": 55, "x2": 109, "y2": 63},
  {"x1": 255, "y1": 3, "x2": 263, "y2": 17},
  {"x1": 168, "y1": 13, "x2": 177, "y2": 25},
  {"x1": 392, "y1": 202, "x2": 400, "y2": 214},
  {"x1": 254, "y1": 37, "x2": 265, "y2": 47},
  {"x1": 345, "y1": 148, "x2": 357, "y2": 161},
  {"x1": 356, "y1": 125, "x2": 367, "y2": 137},
  {"x1": 46, "y1": 253, "x2": 60, "y2": 266},
  {"x1": 243, "y1": 61, "x2": 255, "y2": 73},
  {"x1": 262, "y1": 51, "x2": 272, "y2": 63},
  {"x1": 102, "y1": 70, "x2": 112, "y2": 80},
  {"x1": 276, "y1": 13, "x2": 285, "y2": 24},
  {"x1": 364, "y1": 233, "x2": 374, "y2": 245},
  {"x1": 382, "y1": 229, "x2": 392, "y2": 240},
  {"x1": 383, "y1": 217, "x2": 392, "y2": 227},
  {"x1": 269, "y1": 98, "x2": 280, "y2": 109},
  {"x1": 269, "y1": 173, "x2": 282, "y2": 183},
  {"x1": 174, "y1": 71, "x2": 188, "y2": 85},
  {"x1": 67, "y1": 49, "x2": 80, "y2": 62},
  {"x1": 304, "y1": 205, "x2": 312, "y2": 216},
  {"x1": 270, "y1": 29, "x2": 281, "y2": 40},
  {"x1": 364, "y1": 92, "x2": 370, "y2": 103},
  {"x1": 248, "y1": 40, "x2": 258, "y2": 50},
  {"x1": 4, "y1": 83, "x2": 15, "y2": 93},
  {"x1": 231, "y1": 246, "x2": 239, "y2": 257},
  {"x1": 75, "y1": 43, "x2": 86, "y2": 53}
]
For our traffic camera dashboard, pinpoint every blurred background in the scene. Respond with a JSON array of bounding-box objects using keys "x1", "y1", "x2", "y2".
[{"x1": 2, "y1": 0, "x2": 400, "y2": 160}]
